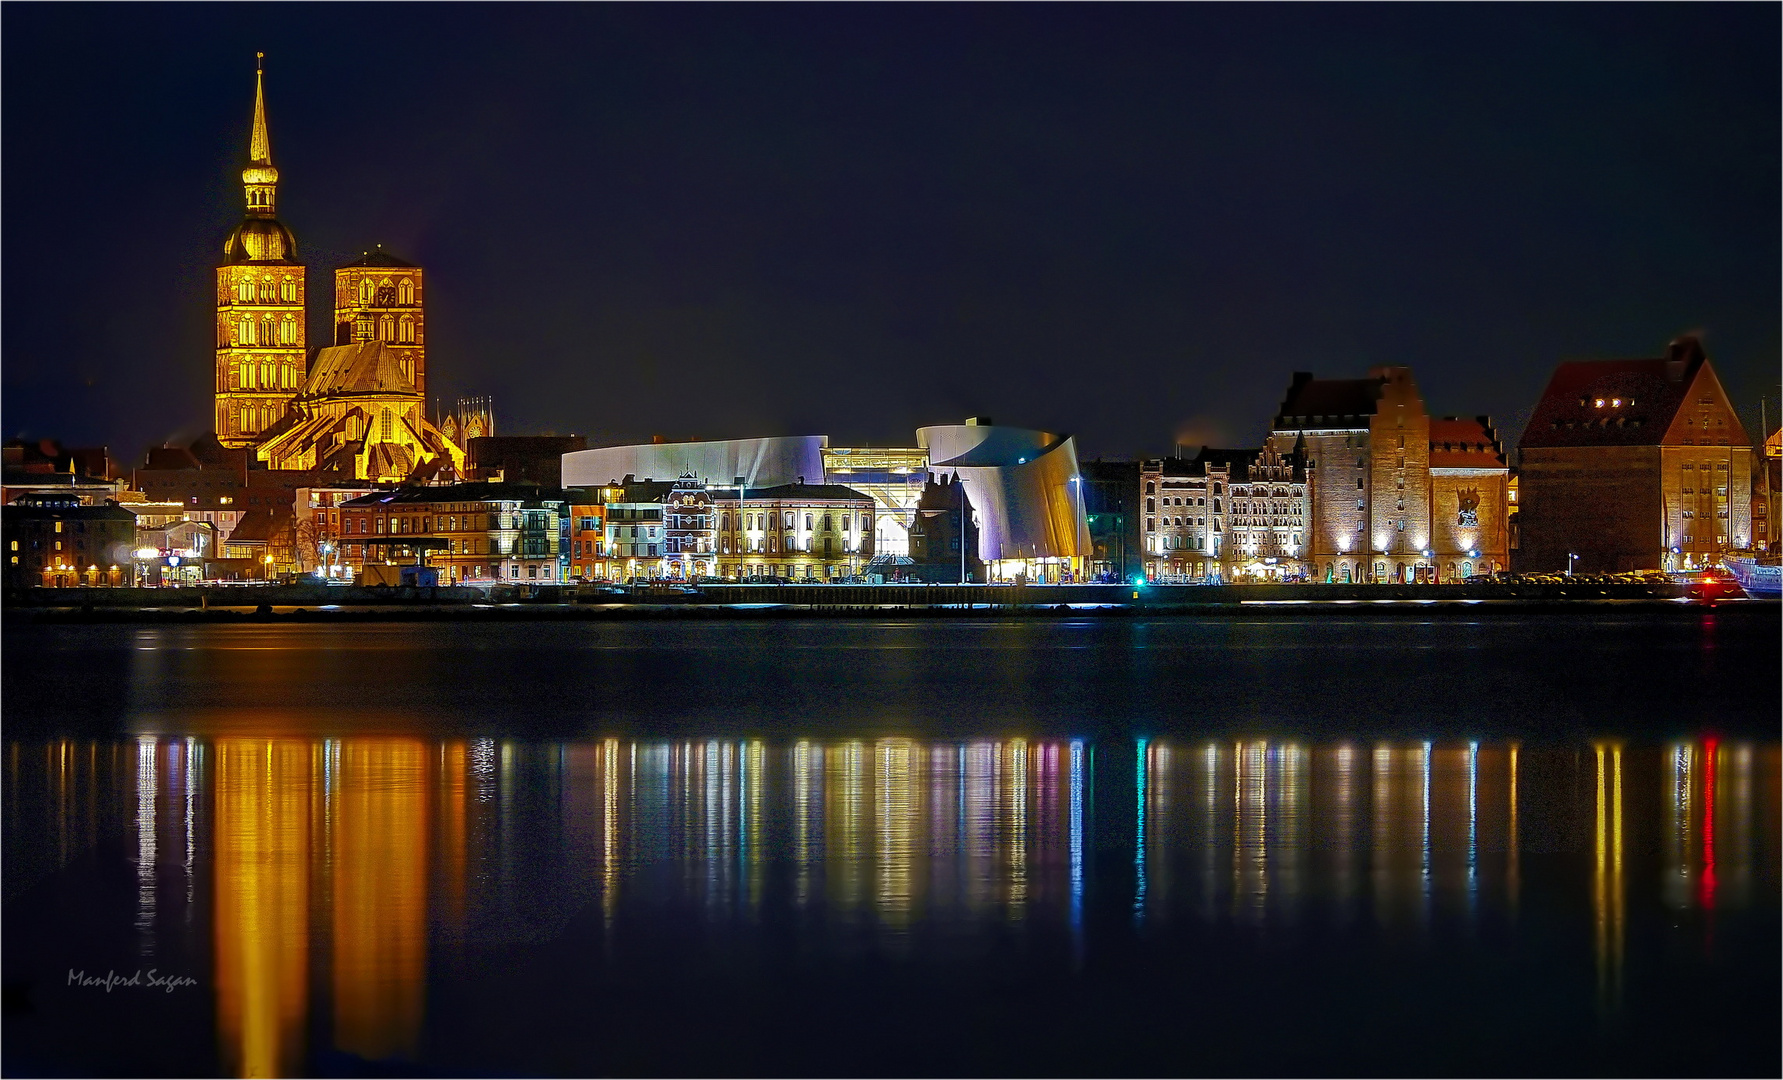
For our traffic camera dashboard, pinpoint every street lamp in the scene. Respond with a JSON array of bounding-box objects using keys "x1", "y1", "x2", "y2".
[
  {"x1": 954, "y1": 475, "x2": 969, "y2": 588},
  {"x1": 1566, "y1": 552, "x2": 1578, "y2": 577}
]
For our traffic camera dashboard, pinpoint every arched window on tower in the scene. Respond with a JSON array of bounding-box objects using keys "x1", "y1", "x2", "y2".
[
  {"x1": 379, "y1": 315, "x2": 395, "y2": 342},
  {"x1": 258, "y1": 279, "x2": 273, "y2": 303},
  {"x1": 380, "y1": 408, "x2": 393, "y2": 441},
  {"x1": 398, "y1": 317, "x2": 414, "y2": 344},
  {"x1": 360, "y1": 278, "x2": 375, "y2": 305},
  {"x1": 262, "y1": 316, "x2": 277, "y2": 345},
  {"x1": 280, "y1": 278, "x2": 297, "y2": 303},
  {"x1": 239, "y1": 318, "x2": 256, "y2": 346},
  {"x1": 237, "y1": 279, "x2": 254, "y2": 303},
  {"x1": 397, "y1": 279, "x2": 414, "y2": 305}
]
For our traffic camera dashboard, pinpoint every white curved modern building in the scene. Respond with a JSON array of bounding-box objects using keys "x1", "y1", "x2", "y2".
[
  {"x1": 916, "y1": 419, "x2": 1091, "y2": 581},
  {"x1": 562, "y1": 435, "x2": 829, "y2": 490}
]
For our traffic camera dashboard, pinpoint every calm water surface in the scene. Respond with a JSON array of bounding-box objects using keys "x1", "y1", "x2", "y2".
[{"x1": 4, "y1": 611, "x2": 1779, "y2": 1076}]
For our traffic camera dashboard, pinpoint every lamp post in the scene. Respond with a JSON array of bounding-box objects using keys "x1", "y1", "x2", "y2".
[
  {"x1": 1566, "y1": 551, "x2": 1578, "y2": 577},
  {"x1": 954, "y1": 475, "x2": 969, "y2": 589}
]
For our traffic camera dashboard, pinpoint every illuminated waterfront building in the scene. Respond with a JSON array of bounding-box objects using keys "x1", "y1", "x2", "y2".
[
  {"x1": 1266, "y1": 367, "x2": 1432, "y2": 583},
  {"x1": 1426, "y1": 416, "x2": 1510, "y2": 582},
  {"x1": 916, "y1": 418, "x2": 1090, "y2": 582},
  {"x1": 1141, "y1": 445, "x2": 1312, "y2": 582},
  {"x1": 2, "y1": 496, "x2": 136, "y2": 588},
  {"x1": 584, "y1": 477, "x2": 876, "y2": 582},
  {"x1": 819, "y1": 446, "x2": 931, "y2": 556},
  {"x1": 662, "y1": 475, "x2": 717, "y2": 579},
  {"x1": 714, "y1": 482, "x2": 875, "y2": 581},
  {"x1": 1517, "y1": 336, "x2": 1754, "y2": 573},
  {"x1": 566, "y1": 490, "x2": 617, "y2": 582},
  {"x1": 337, "y1": 484, "x2": 567, "y2": 583},
  {"x1": 1138, "y1": 454, "x2": 1220, "y2": 581},
  {"x1": 215, "y1": 59, "x2": 307, "y2": 448}
]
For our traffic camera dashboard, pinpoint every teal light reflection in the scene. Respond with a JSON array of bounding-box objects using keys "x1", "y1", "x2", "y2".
[{"x1": 1134, "y1": 738, "x2": 1148, "y2": 924}]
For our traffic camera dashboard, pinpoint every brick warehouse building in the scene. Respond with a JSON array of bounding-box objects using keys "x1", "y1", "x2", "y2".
[
  {"x1": 1516, "y1": 336, "x2": 1753, "y2": 573},
  {"x1": 1266, "y1": 366, "x2": 1435, "y2": 583}
]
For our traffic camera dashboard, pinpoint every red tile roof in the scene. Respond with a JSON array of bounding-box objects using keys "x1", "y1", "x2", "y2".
[
  {"x1": 1519, "y1": 356, "x2": 1695, "y2": 449},
  {"x1": 1428, "y1": 416, "x2": 1506, "y2": 469}
]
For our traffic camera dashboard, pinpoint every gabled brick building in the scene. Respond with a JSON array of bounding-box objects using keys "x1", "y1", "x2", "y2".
[{"x1": 1516, "y1": 336, "x2": 1753, "y2": 573}]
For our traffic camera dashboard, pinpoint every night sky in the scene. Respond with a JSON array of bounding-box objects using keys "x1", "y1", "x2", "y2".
[{"x1": 5, "y1": 5, "x2": 1777, "y2": 465}]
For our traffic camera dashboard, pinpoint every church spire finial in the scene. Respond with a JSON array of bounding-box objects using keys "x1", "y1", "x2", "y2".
[
  {"x1": 249, "y1": 53, "x2": 272, "y2": 166},
  {"x1": 242, "y1": 54, "x2": 280, "y2": 216}
]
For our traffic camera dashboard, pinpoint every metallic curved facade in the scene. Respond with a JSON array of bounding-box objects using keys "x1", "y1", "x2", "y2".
[
  {"x1": 562, "y1": 435, "x2": 828, "y2": 490},
  {"x1": 916, "y1": 424, "x2": 1090, "y2": 564}
]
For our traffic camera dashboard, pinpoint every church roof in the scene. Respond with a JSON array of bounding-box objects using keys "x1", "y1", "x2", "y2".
[
  {"x1": 338, "y1": 249, "x2": 418, "y2": 269},
  {"x1": 301, "y1": 341, "x2": 417, "y2": 398}
]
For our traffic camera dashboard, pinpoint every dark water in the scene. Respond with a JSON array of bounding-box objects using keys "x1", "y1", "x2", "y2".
[{"x1": 4, "y1": 609, "x2": 1779, "y2": 1077}]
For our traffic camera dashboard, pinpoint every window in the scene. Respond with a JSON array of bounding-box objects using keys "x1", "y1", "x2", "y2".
[
  {"x1": 822, "y1": 514, "x2": 832, "y2": 532},
  {"x1": 280, "y1": 278, "x2": 297, "y2": 303},
  {"x1": 805, "y1": 514, "x2": 814, "y2": 530},
  {"x1": 360, "y1": 279, "x2": 375, "y2": 304},
  {"x1": 398, "y1": 279, "x2": 414, "y2": 305},
  {"x1": 379, "y1": 315, "x2": 395, "y2": 342},
  {"x1": 380, "y1": 408, "x2": 393, "y2": 440},
  {"x1": 1356, "y1": 478, "x2": 1364, "y2": 489},
  {"x1": 398, "y1": 317, "x2": 414, "y2": 344}
]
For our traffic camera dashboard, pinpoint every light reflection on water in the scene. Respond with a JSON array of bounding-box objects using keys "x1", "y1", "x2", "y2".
[{"x1": 4, "y1": 735, "x2": 1779, "y2": 1078}]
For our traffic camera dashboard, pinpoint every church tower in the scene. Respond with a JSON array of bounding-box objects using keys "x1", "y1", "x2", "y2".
[
  {"x1": 334, "y1": 247, "x2": 425, "y2": 395},
  {"x1": 215, "y1": 55, "x2": 307, "y2": 448}
]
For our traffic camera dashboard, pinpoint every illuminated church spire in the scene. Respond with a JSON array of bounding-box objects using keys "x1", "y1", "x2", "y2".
[
  {"x1": 242, "y1": 53, "x2": 280, "y2": 217},
  {"x1": 216, "y1": 52, "x2": 305, "y2": 448}
]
